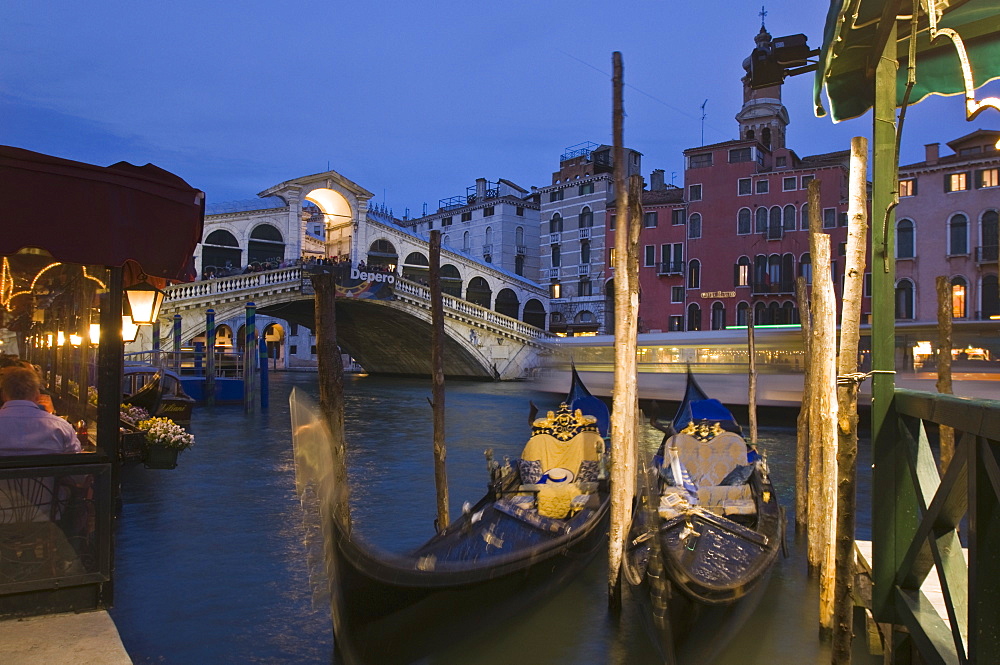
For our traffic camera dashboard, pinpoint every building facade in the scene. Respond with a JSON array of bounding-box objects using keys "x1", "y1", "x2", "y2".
[{"x1": 895, "y1": 130, "x2": 1000, "y2": 323}]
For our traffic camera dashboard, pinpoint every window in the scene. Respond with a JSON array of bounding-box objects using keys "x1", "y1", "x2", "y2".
[
  {"x1": 949, "y1": 214, "x2": 969, "y2": 254},
  {"x1": 711, "y1": 302, "x2": 726, "y2": 330},
  {"x1": 688, "y1": 213, "x2": 702, "y2": 239},
  {"x1": 671, "y1": 286, "x2": 684, "y2": 303},
  {"x1": 609, "y1": 248, "x2": 616, "y2": 268},
  {"x1": 756, "y1": 179, "x2": 769, "y2": 194},
  {"x1": 579, "y1": 206, "x2": 593, "y2": 228},
  {"x1": 755, "y1": 207, "x2": 768, "y2": 233},
  {"x1": 516, "y1": 226, "x2": 524, "y2": 246},
  {"x1": 952, "y1": 276, "x2": 967, "y2": 318},
  {"x1": 800, "y1": 253, "x2": 812, "y2": 284},
  {"x1": 669, "y1": 315, "x2": 684, "y2": 331},
  {"x1": 290, "y1": 345, "x2": 298, "y2": 355},
  {"x1": 735, "y1": 256, "x2": 751, "y2": 287},
  {"x1": 515, "y1": 254, "x2": 525, "y2": 276},
  {"x1": 687, "y1": 303, "x2": 701, "y2": 331},
  {"x1": 895, "y1": 279, "x2": 914, "y2": 319},
  {"x1": 899, "y1": 179, "x2": 917, "y2": 197},
  {"x1": 737, "y1": 301, "x2": 750, "y2": 326},
  {"x1": 783, "y1": 204, "x2": 796, "y2": 231},
  {"x1": 463, "y1": 231, "x2": 470, "y2": 251},
  {"x1": 689, "y1": 184, "x2": 703, "y2": 201},
  {"x1": 644, "y1": 245, "x2": 656, "y2": 267},
  {"x1": 783, "y1": 176, "x2": 797, "y2": 191},
  {"x1": 838, "y1": 241, "x2": 847, "y2": 256},
  {"x1": 688, "y1": 259, "x2": 701, "y2": 289},
  {"x1": 839, "y1": 211, "x2": 849, "y2": 227},
  {"x1": 896, "y1": 219, "x2": 915, "y2": 258},
  {"x1": 663, "y1": 243, "x2": 683, "y2": 273},
  {"x1": 823, "y1": 208, "x2": 836, "y2": 229},
  {"x1": 579, "y1": 182, "x2": 594, "y2": 195},
  {"x1": 310, "y1": 345, "x2": 317, "y2": 355},
  {"x1": 483, "y1": 206, "x2": 494, "y2": 217},
  {"x1": 580, "y1": 240, "x2": 590, "y2": 264},
  {"x1": 801, "y1": 203, "x2": 810, "y2": 230},
  {"x1": 776, "y1": 156, "x2": 787, "y2": 167},
  {"x1": 551, "y1": 282, "x2": 562, "y2": 299},
  {"x1": 609, "y1": 214, "x2": 615, "y2": 230},
  {"x1": 549, "y1": 189, "x2": 564, "y2": 202},
  {"x1": 441, "y1": 216, "x2": 453, "y2": 226},
  {"x1": 579, "y1": 278, "x2": 593, "y2": 297},
  {"x1": 738, "y1": 178, "x2": 752, "y2": 195},
  {"x1": 977, "y1": 168, "x2": 999, "y2": 188},
  {"x1": 689, "y1": 153, "x2": 712, "y2": 168},
  {"x1": 801, "y1": 174, "x2": 814, "y2": 189},
  {"x1": 672, "y1": 209, "x2": 686, "y2": 225},
  {"x1": 461, "y1": 211, "x2": 472, "y2": 222},
  {"x1": 768, "y1": 207, "x2": 782, "y2": 238},
  {"x1": 551, "y1": 244, "x2": 561, "y2": 267},
  {"x1": 549, "y1": 213, "x2": 563, "y2": 234},
  {"x1": 643, "y1": 211, "x2": 658, "y2": 228},
  {"x1": 427, "y1": 220, "x2": 434, "y2": 230},
  {"x1": 729, "y1": 147, "x2": 752, "y2": 163},
  {"x1": 983, "y1": 210, "x2": 999, "y2": 259},
  {"x1": 946, "y1": 172, "x2": 969, "y2": 192},
  {"x1": 864, "y1": 273, "x2": 872, "y2": 298},
  {"x1": 737, "y1": 208, "x2": 752, "y2": 235},
  {"x1": 290, "y1": 323, "x2": 299, "y2": 335},
  {"x1": 516, "y1": 206, "x2": 525, "y2": 216}
]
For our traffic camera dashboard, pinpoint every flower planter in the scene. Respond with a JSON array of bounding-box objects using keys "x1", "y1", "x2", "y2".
[
  {"x1": 120, "y1": 431, "x2": 148, "y2": 463},
  {"x1": 144, "y1": 445, "x2": 180, "y2": 470}
]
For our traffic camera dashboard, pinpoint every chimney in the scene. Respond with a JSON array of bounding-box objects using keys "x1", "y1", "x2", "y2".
[
  {"x1": 650, "y1": 169, "x2": 665, "y2": 191},
  {"x1": 475, "y1": 178, "x2": 487, "y2": 199},
  {"x1": 925, "y1": 143, "x2": 939, "y2": 165}
]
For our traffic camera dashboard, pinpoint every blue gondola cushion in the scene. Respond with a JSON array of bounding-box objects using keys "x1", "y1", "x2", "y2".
[
  {"x1": 721, "y1": 463, "x2": 754, "y2": 486},
  {"x1": 578, "y1": 460, "x2": 599, "y2": 482},
  {"x1": 518, "y1": 458, "x2": 543, "y2": 484}
]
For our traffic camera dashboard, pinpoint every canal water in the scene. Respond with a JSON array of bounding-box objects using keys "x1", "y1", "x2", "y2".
[{"x1": 110, "y1": 372, "x2": 877, "y2": 664}]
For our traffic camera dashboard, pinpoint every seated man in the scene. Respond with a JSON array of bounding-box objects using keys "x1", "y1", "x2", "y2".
[{"x1": 0, "y1": 367, "x2": 80, "y2": 455}]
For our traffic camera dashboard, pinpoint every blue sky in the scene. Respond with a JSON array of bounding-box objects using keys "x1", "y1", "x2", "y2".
[{"x1": 3, "y1": 1, "x2": 998, "y2": 216}]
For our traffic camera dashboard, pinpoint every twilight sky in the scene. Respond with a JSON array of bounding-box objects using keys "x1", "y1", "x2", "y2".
[{"x1": 3, "y1": 1, "x2": 998, "y2": 216}]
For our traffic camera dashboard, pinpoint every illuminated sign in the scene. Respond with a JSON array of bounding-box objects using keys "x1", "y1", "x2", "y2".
[{"x1": 700, "y1": 291, "x2": 736, "y2": 299}]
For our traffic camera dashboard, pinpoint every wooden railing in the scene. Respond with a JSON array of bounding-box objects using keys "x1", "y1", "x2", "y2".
[{"x1": 873, "y1": 388, "x2": 1000, "y2": 664}]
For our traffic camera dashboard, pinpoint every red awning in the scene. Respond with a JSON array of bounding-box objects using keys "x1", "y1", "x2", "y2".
[{"x1": 0, "y1": 146, "x2": 205, "y2": 281}]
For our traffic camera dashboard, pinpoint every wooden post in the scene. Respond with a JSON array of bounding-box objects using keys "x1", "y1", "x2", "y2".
[
  {"x1": 429, "y1": 230, "x2": 449, "y2": 531},
  {"x1": 312, "y1": 269, "x2": 351, "y2": 532},
  {"x1": 794, "y1": 275, "x2": 811, "y2": 531},
  {"x1": 747, "y1": 307, "x2": 758, "y2": 445},
  {"x1": 608, "y1": 50, "x2": 639, "y2": 610},
  {"x1": 807, "y1": 177, "x2": 838, "y2": 634},
  {"x1": 805, "y1": 179, "x2": 828, "y2": 572},
  {"x1": 205, "y1": 308, "x2": 216, "y2": 406},
  {"x1": 832, "y1": 136, "x2": 869, "y2": 663},
  {"x1": 935, "y1": 275, "x2": 955, "y2": 475}
]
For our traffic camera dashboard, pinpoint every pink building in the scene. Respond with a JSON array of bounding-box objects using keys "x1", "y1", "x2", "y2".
[{"x1": 894, "y1": 130, "x2": 1000, "y2": 322}]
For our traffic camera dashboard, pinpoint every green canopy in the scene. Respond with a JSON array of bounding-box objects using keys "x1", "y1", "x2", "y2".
[{"x1": 815, "y1": 0, "x2": 1000, "y2": 121}]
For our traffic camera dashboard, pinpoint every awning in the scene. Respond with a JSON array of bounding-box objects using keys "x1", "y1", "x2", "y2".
[
  {"x1": 815, "y1": 0, "x2": 1000, "y2": 122},
  {"x1": 0, "y1": 146, "x2": 205, "y2": 281}
]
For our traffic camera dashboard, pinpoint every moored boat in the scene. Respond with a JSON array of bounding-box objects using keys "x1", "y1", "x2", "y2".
[
  {"x1": 122, "y1": 364, "x2": 195, "y2": 425},
  {"x1": 624, "y1": 370, "x2": 784, "y2": 664},
  {"x1": 290, "y1": 371, "x2": 611, "y2": 664}
]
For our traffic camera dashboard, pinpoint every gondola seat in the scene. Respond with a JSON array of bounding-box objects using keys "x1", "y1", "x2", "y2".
[{"x1": 661, "y1": 432, "x2": 756, "y2": 517}]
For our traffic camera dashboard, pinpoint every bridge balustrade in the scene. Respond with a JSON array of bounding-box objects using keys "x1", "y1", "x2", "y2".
[
  {"x1": 874, "y1": 388, "x2": 1000, "y2": 664},
  {"x1": 165, "y1": 267, "x2": 304, "y2": 302}
]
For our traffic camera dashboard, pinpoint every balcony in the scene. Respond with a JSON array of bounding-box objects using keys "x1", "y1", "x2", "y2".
[
  {"x1": 975, "y1": 245, "x2": 999, "y2": 264},
  {"x1": 752, "y1": 279, "x2": 795, "y2": 295},
  {"x1": 482, "y1": 244, "x2": 493, "y2": 256},
  {"x1": 578, "y1": 264, "x2": 591, "y2": 276},
  {"x1": 548, "y1": 267, "x2": 561, "y2": 279},
  {"x1": 579, "y1": 227, "x2": 592, "y2": 239},
  {"x1": 516, "y1": 245, "x2": 526, "y2": 255},
  {"x1": 657, "y1": 261, "x2": 685, "y2": 276},
  {"x1": 549, "y1": 232, "x2": 561, "y2": 243}
]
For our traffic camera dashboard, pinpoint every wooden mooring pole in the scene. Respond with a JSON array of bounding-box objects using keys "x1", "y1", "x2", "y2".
[
  {"x1": 747, "y1": 308, "x2": 758, "y2": 445},
  {"x1": 935, "y1": 275, "x2": 955, "y2": 476},
  {"x1": 429, "y1": 230, "x2": 449, "y2": 531},
  {"x1": 794, "y1": 275, "x2": 811, "y2": 531},
  {"x1": 608, "y1": 50, "x2": 640, "y2": 610},
  {"x1": 832, "y1": 136, "x2": 868, "y2": 663}
]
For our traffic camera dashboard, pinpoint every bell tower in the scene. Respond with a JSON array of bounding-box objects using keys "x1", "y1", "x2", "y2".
[{"x1": 737, "y1": 25, "x2": 789, "y2": 151}]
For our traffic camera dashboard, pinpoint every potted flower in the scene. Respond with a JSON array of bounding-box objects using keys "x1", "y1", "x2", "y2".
[
  {"x1": 119, "y1": 404, "x2": 151, "y2": 462},
  {"x1": 137, "y1": 416, "x2": 195, "y2": 469}
]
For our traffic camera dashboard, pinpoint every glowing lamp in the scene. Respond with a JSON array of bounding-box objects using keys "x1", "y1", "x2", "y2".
[
  {"x1": 57, "y1": 331, "x2": 66, "y2": 347},
  {"x1": 89, "y1": 323, "x2": 101, "y2": 346},
  {"x1": 125, "y1": 276, "x2": 165, "y2": 325},
  {"x1": 122, "y1": 316, "x2": 140, "y2": 343},
  {"x1": 69, "y1": 334, "x2": 83, "y2": 347}
]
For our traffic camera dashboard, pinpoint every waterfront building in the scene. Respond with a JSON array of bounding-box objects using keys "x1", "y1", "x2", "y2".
[
  {"x1": 538, "y1": 142, "x2": 642, "y2": 334},
  {"x1": 894, "y1": 130, "x2": 1000, "y2": 323}
]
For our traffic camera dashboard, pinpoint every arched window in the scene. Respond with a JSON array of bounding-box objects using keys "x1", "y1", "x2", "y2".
[
  {"x1": 781, "y1": 254, "x2": 795, "y2": 292},
  {"x1": 485, "y1": 226, "x2": 493, "y2": 245},
  {"x1": 782, "y1": 301, "x2": 797, "y2": 324},
  {"x1": 550, "y1": 213, "x2": 563, "y2": 234},
  {"x1": 895, "y1": 278, "x2": 915, "y2": 319},
  {"x1": 580, "y1": 240, "x2": 591, "y2": 264},
  {"x1": 579, "y1": 206, "x2": 593, "y2": 228},
  {"x1": 688, "y1": 213, "x2": 702, "y2": 239},
  {"x1": 801, "y1": 203, "x2": 810, "y2": 230},
  {"x1": 982, "y1": 274, "x2": 999, "y2": 318},
  {"x1": 755, "y1": 207, "x2": 768, "y2": 233},
  {"x1": 762, "y1": 127, "x2": 772, "y2": 149},
  {"x1": 768, "y1": 301, "x2": 780, "y2": 324},
  {"x1": 687, "y1": 303, "x2": 701, "y2": 331},
  {"x1": 515, "y1": 226, "x2": 525, "y2": 246},
  {"x1": 515, "y1": 255, "x2": 525, "y2": 276},
  {"x1": 754, "y1": 301, "x2": 767, "y2": 325},
  {"x1": 688, "y1": 259, "x2": 701, "y2": 289},
  {"x1": 769, "y1": 206, "x2": 782, "y2": 237},
  {"x1": 897, "y1": 219, "x2": 915, "y2": 258},
  {"x1": 463, "y1": 231, "x2": 471, "y2": 252},
  {"x1": 949, "y1": 214, "x2": 969, "y2": 255},
  {"x1": 768, "y1": 254, "x2": 781, "y2": 286},
  {"x1": 981, "y1": 210, "x2": 999, "y2": 260},
  {"x1": 551, "y1": 244, "x2": 561, "y2": 267},
  {"x1": 952, "y1": 276, "x2": 967, "y2": 319},
  {"x1": 783, "y1": 204, "x2": 796, "y2": 231},
  {"x1": 737, "y1": 301, "x2": 750, "y2": 326},
  {"x1": 737, "y1": 208, "x2": 751, "y2": 235},
  {"x1": 746, "y1": 129, "x2": 755, "y2": 140},
  {"x1": 711, "y1": 302, "x2": 726, "y2": 330},
  {"x1": 734, "y1": 256, "x2": 751, "y2": 287},
  {"x1": 754, "y1": 254, "x2": 767, "y2": 291},
  {"x1": 799, "y1": 253, "x2": 812, "y2": 284}
]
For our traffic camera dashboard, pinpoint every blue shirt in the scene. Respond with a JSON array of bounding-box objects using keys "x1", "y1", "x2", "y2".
[{"x1": 0, "y1": 400, "x2": 81, "y2": 455}]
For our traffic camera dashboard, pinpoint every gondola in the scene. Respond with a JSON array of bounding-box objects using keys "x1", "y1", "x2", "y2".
[
  {"x1": 624, "y1": 370, "x2": 784, "y2": 664},
  {"x1": 290, "y1": 368, "x2": 611, "y2": 664},
  {"x1": 122, "y1": 364, "x2": 196, "y2": 425}
]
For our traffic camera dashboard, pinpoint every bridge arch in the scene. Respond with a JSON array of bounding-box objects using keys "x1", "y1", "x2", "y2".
[
  {"x1": 466, "y1": 276, "x2": 492, "y2": 308},
  {"x1": 402, "y1": 251, "x2": 429, "y2": 282},
  {"x1": 523, "y1": 298, "x2": 546, "y2": 329},
  {"x1": 495, "y1": 288, "x2": 519, "y2": 318},
  {"x1": 367, "y1": 238, "x2": 398, "y2": 270},
  {"x1": 202, "y1": 229, "x2": 242, "y2": 276},
  {"x1": 248, "y1": 224, "x2": 285, "y2": 265},
  {"x1": 441, "y1": 264, "x2": 462, "y2": 297}
]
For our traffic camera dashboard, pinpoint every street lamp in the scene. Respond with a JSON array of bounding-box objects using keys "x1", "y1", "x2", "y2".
[
  {"x1": 125, "y1": 274, "x2": 165, "y2": 325},
  {"x1": 122, "y1": 316, "x2": 139, "y2": 343}
]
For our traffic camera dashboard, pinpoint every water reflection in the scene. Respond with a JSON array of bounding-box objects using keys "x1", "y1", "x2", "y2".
[{"x1": 110, "y1": 372, "x2": 875, "y2": 664}]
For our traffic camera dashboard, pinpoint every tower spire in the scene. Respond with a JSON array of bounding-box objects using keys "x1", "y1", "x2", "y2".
[{"x1": 759, "y1": 5, "x2": 767, "y2": 29}]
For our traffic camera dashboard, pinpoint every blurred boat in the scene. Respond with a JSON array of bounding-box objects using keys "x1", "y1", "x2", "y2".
[{"x1": 122, "y1": 364, "x2": 195, "y2": 425}]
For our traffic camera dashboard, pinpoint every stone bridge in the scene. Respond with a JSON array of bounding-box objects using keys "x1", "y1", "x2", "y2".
[{"x1": 157, "y1": 267, "x2": 553, "y2": 380}]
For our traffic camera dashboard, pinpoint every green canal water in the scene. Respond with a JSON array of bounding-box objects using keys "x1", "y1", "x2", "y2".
[{"x1": 110, "y1": 372, "x2": 878, "y2": 664}]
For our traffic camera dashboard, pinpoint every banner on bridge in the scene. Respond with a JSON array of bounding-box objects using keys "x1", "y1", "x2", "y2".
[{"x1": 335, "y1": 268, "x2": 395, "y2": 300}]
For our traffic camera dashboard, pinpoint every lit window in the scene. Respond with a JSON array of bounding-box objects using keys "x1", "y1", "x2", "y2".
[
  {"x1": 551, "y1": 282, "x2": 561, "y2": 299},
  {"x1": 977, "y1": 168, "x2": 999, "y2": 189},
  {"x1": 946, "y1": 172, "x2": 968, "y2": 192},
  {"x1": 952, "y1": 277, "x2": 967, "y2": 318},
  {"x1": 899, "y1": 179, "x2": 917, "y2": 197}
]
